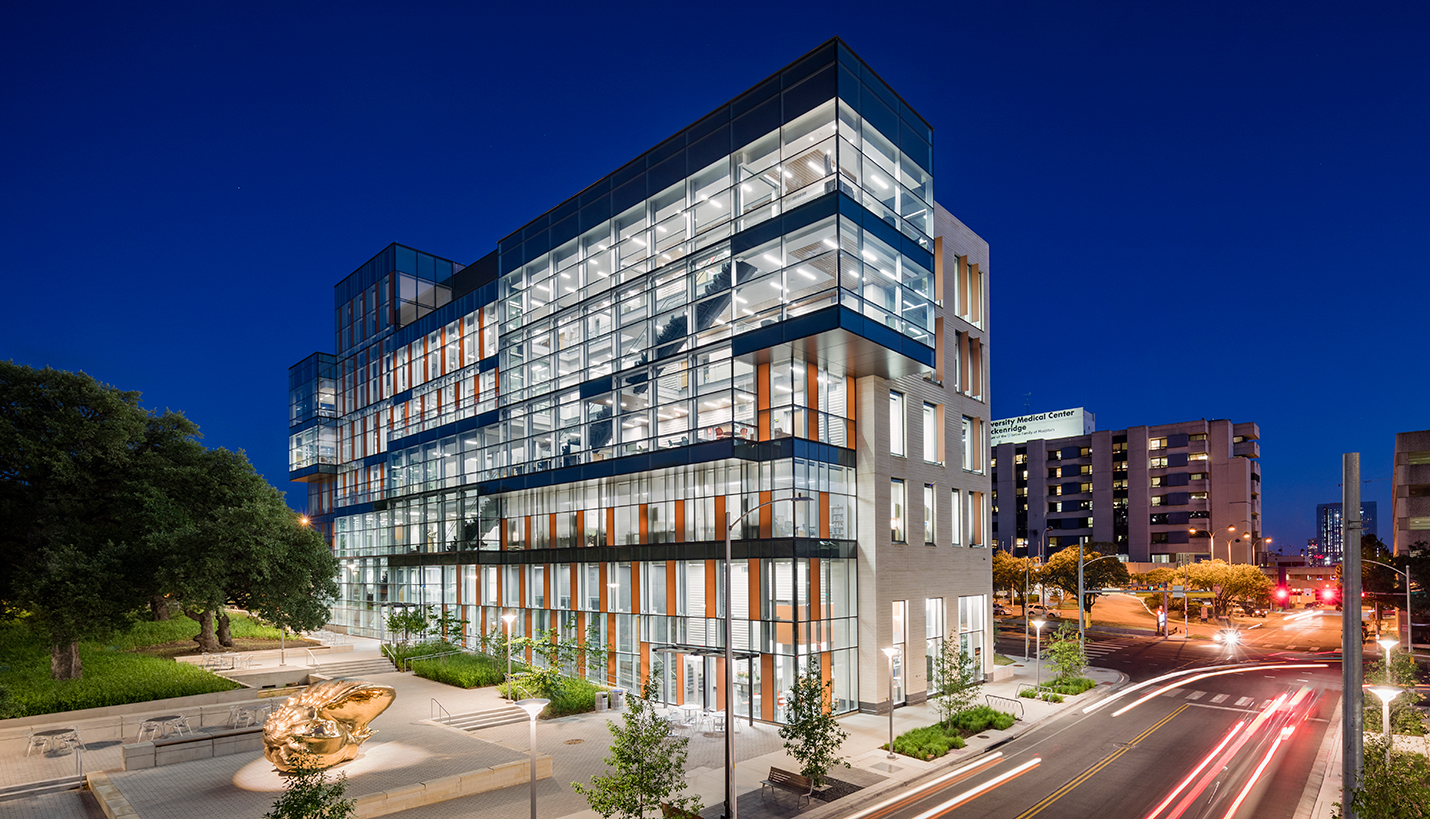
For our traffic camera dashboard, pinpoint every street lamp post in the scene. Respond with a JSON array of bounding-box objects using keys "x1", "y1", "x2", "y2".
[
  {"x1": 1032, "y1": 619, "x2": 1046, "y2": 690},
  {"x1": 516, "y1": 698, "x2": 550, "y2": 819},
  {"x1": 1377, "y1": 638, "x2": 1398, "y2": 681},
  {"x1": 1076, "y1": 550, "x2": 1122, "y2": 651},
  {"x1": 1190, "y1": 526, "x2": 1239, "y2": 563},
  {"x1": 1366, "y1": 686, "x2": 1399, "y2": 765},
  {"x1": 1364, "y1": 559, "x2": 1414, "y2": 654},
  {"x1": 882, "y1": 647, "x2": 898, "y2": 759},
  {"x1": 722, "y1": 494, "x2": 813, "y2": 819},
  {"x1": 502, "y1": 612, "x2": 517, "y2": 700}
]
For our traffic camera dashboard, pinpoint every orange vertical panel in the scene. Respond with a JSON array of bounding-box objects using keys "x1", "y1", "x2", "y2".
[
  {"x1": 548, "y1": 513, "x2": 557, "y2": 548},
  {"x1": 933, "y1": 236, "x2": 944, "y2": 297},
  {"x1": 675, "y1": 654, "x2": 686, "y2": 704},
  {"x1": 819, "y1": 492, "x2": 831, "y2": 539},
  {"x1": 666, "y1": 560, "x2": 677, "y2": 616},
  {"x1": 846, "y1": 376, "x2": 857, "y2": 422},
  {"x1": 715, "y1": 495, "x2": 726, "y2": 531},
  {"x1": 705, "y1": 559, "x2": 718, "y2": 619},
  {"x1": 674, "y1": 500, "x2": 685, "y2": 541},
  {"x1": 747, "y1": 558, "x2": 761, "y2": 621},
  {"x1": 607, "y1": 508, "x2": 615, "y2": 544},
  {"x1": 543, "y1": 564, "x2": 552, "y2": 611},
  {"x1": 809, "y1": 557, "x2": 821, "y2": 621},
  {"x1": 575, "y1": 510, "x2": 584, "y2": 546},
  {"x1": 759, "y1": 491, "x2": 772, "y2": 538},
  {"x1": 500, "y1": 520, "x2": 508, "y2": 551},
  {"x1": 715, "y1": 657, "x2": 725, "y2": 709},
  {"x1": 630, "y1": 562, "x2": 641, "y2": 614},
  {"x1": 639, "y1": 641, "x2": 651, "y2": 686},
  {"x1": 639, "y1": 504, "x2": 649, "y2": 544},
  {"x1": 761, "y1": 654, "x2": 776, "y2": 721},
  {"x1": 607, "y1": 613, "x2": 617, "y2": 683},
  {"x1": 524, "y1": 516, "x2": 532, "y2": 549},
  {"x1": 758, "y1": 410, "x2": 771, "y2": 441},
  {"x1": 807, "y1": 358, "x2": 819, "y2": 414},
  {"x1": 757, "y1": 362, "x2": 771, "y2": 411},
  {"x1": 819, "y1": 651, "x2": 832, "y2": 700},
  {"x1": 519, "y1": 570, "x2": 527, "y2": 610}
]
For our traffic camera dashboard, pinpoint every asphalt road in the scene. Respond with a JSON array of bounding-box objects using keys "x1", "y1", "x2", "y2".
[{"x1": 862, "y1": 612, "x2": 1345, "y2": 819}]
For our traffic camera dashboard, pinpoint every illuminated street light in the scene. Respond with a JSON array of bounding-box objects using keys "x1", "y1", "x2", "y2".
[
  {"x1": 502, "y1": 612, "x2": 518, "y2": 700},
  {"x1": 516, "y1": 698, "x2": 550, "y2": 819},
  {"x1": 1366, "y1": 686, "x2": 1400, "y2": 765},
  {"x1": 1032, "y1": 619, "x2": 1047, "y2": 691}
]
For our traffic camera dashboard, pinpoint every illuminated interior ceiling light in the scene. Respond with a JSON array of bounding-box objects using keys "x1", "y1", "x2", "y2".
[
  {"x1": 560, "y1": 272, "x2": 571, "y2": 279},
  {"x1": 770, "y1": 282, "x2": 784, "y2": 290},
  {"x1": 734, "y1": 296, "x2": 747, "y2": 304},
  {"x1": 781, "y1": 168, "x2": 792, "y2": 178},
  {"x1": 879, "y1": 268, "x2": 897, "y2": 280},
  {"x1": 710, "y1": 200, "x2": 722, "y2": 209},
  {"x1": 861, "y1": 248, "x2": 877, "y2": 261},
  {"x1": 806, "y1": 160, "x2": 822, "y2": 173},
  {"x1": 742, "y1": 308, "x2": 754, "y2": 315},
  {"x1": 822, "y1": 237, "x2": 837, "y2": 249},
  {"x1": 872, "y1": 175, "x2": 890, "y2": 190},
  {"x1": 741, "y1": 184, "x2": 752, "y2": 193},
  {"x1": 763, "y1": 253, "x2": 782, "y2": 266},
  {"x1": 632, "y1": 238, "x2": 647, "y2": 247},
  {"x1": 798, "y1": 267, "x2": 816, "y2": 279}
]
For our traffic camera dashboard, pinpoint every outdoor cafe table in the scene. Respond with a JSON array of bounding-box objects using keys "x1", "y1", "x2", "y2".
[{"x1": 33, "y1": 728, "x2": 78, "y2": 753}]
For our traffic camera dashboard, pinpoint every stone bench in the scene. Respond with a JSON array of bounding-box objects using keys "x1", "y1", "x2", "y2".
[{"x1": 123, "y1": 726, "x2": 263, "y2": 769}]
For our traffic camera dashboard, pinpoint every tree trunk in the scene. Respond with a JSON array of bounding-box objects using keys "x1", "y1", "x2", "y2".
[
  {"x1": 192, "y1": 609, "x2": 220, "y2": 652},
  {"x1": 149, "y1": 596, "x2": 171, "y2": 620},
  {"x1": 217, "y1": 610, "x2": 233, "y2": 647},
  {"x1": 51, "y1": 641, "x2": 82, "y2": 680}
]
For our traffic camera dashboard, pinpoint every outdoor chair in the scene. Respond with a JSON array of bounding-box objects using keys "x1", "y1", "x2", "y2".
[{"x1": 24, "y1": 733, "x2": 48, "y2": 756}]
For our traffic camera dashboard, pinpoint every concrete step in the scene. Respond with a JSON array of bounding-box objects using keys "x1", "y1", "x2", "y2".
[
  {"x1": 444, "y1": 704, "x2": 530, "y2": 732},
  {"x1": 0, "y1": 775, "x2": 85, "y2": 803},
  {"x1": 311, "y1": 658, "x2": 398, "y2": 677}
]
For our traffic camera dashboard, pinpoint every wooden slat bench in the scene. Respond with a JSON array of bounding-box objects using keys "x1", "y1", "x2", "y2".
[{"x1": 761, "y1": 767, "x2": 813, "y2": 808}]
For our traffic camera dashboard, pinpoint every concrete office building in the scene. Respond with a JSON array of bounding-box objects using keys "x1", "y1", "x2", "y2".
[
  {"x1": 1392, "y1": 429, "x2": 1430, "y2": 557},
  {"x1": 991, "y1": 415, "x2": 1263, "y2": 564},
  {"x1": 286, "y1": 40, "x2": 993, "y2": 721},
  {"x1": 1313, "y1": 502, "x2": 1377, "y2": 565}
]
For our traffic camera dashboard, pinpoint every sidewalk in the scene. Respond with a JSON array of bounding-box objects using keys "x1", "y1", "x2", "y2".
[{"x1": 1, "y1": 641, "x2": 1121, "y2": 819}]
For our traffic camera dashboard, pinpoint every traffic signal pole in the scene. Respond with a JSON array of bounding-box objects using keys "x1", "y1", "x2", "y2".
[{"x1": 1341, "y1": 453, "x2": 1364, "y2": 819}]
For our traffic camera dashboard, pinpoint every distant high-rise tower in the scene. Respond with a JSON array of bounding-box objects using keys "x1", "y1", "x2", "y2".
[{"x1": 1315, "y1": 501, "x2": 1378, "y2": 565}]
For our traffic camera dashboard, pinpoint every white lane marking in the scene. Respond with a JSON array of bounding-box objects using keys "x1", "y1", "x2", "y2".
[
  {"x1": 1185, "y1": 691, "x2": 1206, "y2": 700},
  {"x1": 1235, "y1": 696, "x2": 1255, "y2": 707},
  {"x1": 1211, "y1": 694, "x2": 1230, "y2": 703},
  {"x1": 1162, "y1": 688, "x2": 1185, "y2": 698}
]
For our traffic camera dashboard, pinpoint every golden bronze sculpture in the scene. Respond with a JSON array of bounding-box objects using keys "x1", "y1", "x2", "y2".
[{"x1": 262, "y1": 679, "x2": 396, "y2": 771}]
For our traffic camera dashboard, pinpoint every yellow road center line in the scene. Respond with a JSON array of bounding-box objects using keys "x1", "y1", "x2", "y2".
[{"x1": 1013, "y1": 704, "x2": 1188, "y2": 819}]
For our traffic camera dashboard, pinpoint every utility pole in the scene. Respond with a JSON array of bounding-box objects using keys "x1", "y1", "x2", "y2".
[{"x1": 1341, "y1": 453, "x2": 1364, "y2": 819}]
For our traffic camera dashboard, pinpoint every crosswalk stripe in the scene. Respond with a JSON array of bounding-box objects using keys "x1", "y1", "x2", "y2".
[
  {"x1": 1185, "y1": 691, "x2": 1206, "y2": 700},
  {"x1": 1259, "y1": 700, "x2": 1272, "y2": 709},
  {"x1": 1162, "y1": 688, "x2": 1185, "y2": 698},
  {"x1": 1211, "y1": 694, "x2": 1230, "y2": 703},
  {"x1": 1235, "y1": 697, "x2": 1254, "y2": 707}
]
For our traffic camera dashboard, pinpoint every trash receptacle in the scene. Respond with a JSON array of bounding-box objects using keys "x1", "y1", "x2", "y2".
[
  {"x1": 595, "y1": 692, "x2": 608, "y2": 712},
  {"x1": 611, "y1": 688, "x2": 625, "y2": 709}
]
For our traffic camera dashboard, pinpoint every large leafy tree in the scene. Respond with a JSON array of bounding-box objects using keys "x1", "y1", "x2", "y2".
[
  {"x1": 1041, "y1": 543, "x2": 1130, "y2": 614},
  {"x1": 991, "y1": 549, "x2": 1026, "y2": 600},
  {"x1": 1184, "y1": 560, "x2": 1272, "y2": 616},
  {"x1": 0, "y1": 363, "x2": 193, "y2": 679},
  {"x1": 0, "y1": 363, "x2": 338, "y2": 679}
]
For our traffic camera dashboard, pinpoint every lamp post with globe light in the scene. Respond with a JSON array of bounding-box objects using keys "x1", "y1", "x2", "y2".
[
  {"x1": 1366, "y1": 686, "x2": 1400, "y2": 765},
  {"x1": 516, "y1": 698, "x2": 549, "y2": 819},
  {"x1": 502, "y1": 612, "x2": 518, "y2": 699},
  {"x1": 1032, "y1": 619, "x2": 1047, "y2": 691},
  {"x1": 882, "y1": 647, "x2": 898, "y2": 759}
]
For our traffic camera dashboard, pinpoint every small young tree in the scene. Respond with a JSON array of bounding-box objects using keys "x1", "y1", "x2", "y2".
[
  {"x1": 264, "y1": 752, "x2": 356, "y2": 819},
  {"x1": 777, "y1": 668, "x2": 850, "y2": 788},
  {"x1": 573, "y1": 673, "x2": 700, "y2": 819},
  {"x1": 1044, "y1": 622, "x2": 1087, "y2": 682},
  {"x1": 1333, "y1": 737, "x2": 1430, "y2": 819},
  {"x1": 384, "y1": 605, "x2": 431, "y2": 646},
  {"x1": 930, "y1": 640, "x2": 983, "y2": 727},
  {"x1": 433, "y1": 606, "x2": 469, "y2": 646}
]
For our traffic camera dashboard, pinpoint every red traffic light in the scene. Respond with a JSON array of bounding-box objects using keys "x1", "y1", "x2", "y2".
[
  {"x1": 1275, "y1": 588, "x2": 1288, "y2": 599},
  {"x1": 1322, "y1": 588, "x2": 1336, "y2": 602}
]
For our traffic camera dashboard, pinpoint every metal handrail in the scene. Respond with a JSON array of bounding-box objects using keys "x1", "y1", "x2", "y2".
[
  {"x1": 403, "y1": 649, "x2": 465, "y2": 672},
  {"x1": 985, "y1": 693, "x2": 1025, "y2": 720},
  {"x1": 431, "y1": 698, "x2": 451, "y2": 725},
  {"x1": 305, "y1": 649, "x2": 319, "y2": 667}
]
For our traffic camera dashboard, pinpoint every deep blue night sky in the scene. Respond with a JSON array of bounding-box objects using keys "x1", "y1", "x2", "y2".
[{"x1": 4, "y1": 2, "x2": 1425, "y2": 552}]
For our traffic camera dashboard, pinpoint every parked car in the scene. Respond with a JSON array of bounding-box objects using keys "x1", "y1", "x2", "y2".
[
  {"x1": 992, "y1": 604, "x2": 1012, "y2": 617},
  {"x1": 1026, "y1": 605, "x2": 1059, "y2": 619}
]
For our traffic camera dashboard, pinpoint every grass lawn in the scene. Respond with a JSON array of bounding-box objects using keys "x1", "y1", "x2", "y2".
[{"x1": 0, "y1": 613, "x2": 307, "y2": 718}]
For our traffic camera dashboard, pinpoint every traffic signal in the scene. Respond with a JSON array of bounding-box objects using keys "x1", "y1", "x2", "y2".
[
  {"x1": 1275, "y1": 588, "x2": 1288, "y2": 601},
  {"x1": 1322, "y1": 587, "x2": 1337, "y2": 603}
]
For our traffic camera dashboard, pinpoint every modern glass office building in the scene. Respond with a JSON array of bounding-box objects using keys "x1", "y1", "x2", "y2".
[{"x1": 289, "y1": 39, "x2": 992, "y2": 720}]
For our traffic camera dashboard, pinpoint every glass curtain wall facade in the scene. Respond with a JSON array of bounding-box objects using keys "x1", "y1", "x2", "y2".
[{"x1": 290, "y1": 39, "x2": 949, "y2": 722}]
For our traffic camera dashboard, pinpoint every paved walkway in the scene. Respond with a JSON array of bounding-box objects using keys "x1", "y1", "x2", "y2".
[{"x1": 0, "y1": 635, "x2": 1125, "y2": 819}]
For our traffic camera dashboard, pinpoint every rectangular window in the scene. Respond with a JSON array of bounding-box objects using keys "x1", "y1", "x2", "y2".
[
  {"x1": 925, "y1": 597, "x2": 945, "y2": 687},
  {"x1": 950, "y1": 489, "x2": 962, "y2": 546},
  {"x1": 891, "y1": 479, "x2": 906, "y2": 542},
  {"x1": 922, "y1": 403, "x2": 939, "y2": 463},
  {"x1": 924, "y1": 483, "x2": 935, "y2": 544},
  {"x1": 890, "y1": 392, "x2": 906, "y2": 457}
]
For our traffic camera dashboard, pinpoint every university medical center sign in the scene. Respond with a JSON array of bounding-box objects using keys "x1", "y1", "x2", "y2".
[{"x1": 990, "y1": 408, "x2": 1095, "y2": 447}]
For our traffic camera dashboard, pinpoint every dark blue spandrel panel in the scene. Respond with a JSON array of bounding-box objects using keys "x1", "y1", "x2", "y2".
[
  {"x1": 579, "y1": 198, "x2": 611, "y2": 231},
  {"x1": 732, "y1": 95, "x2": 781, "y2": 150},
  {"x1": 687, "y1": 127, "x2": 731, "y2": 173},
  {"x1": 396, "y1": 245, "x2": 417, "y2": 275},
  {"x1": 783, "y1": 64, "x2": 836, "y2": 123},
  {"x1": 732, "y1": 76, "x2": 780, "y2": 117},
  {"x1": 861, "y1": 91, "x2": 898, "y2": 143}
]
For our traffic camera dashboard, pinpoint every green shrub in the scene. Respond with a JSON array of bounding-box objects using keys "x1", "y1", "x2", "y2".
[
  {"x1": 544, "y1": 677, "x2": 602, "y2": 718},
  {"x1": 412, "y1": 652, "x2": 509, "y2": 688},
  {"x1": 948, "y1": 705, "x2": 1016, "y2": 733},
  {"x1": 385, "y1": 639, "x2": 464, "y2": 669},
  {"x1": 888, "y1": 723, "x2": 965, "y2": 760},
  {"x1": 1046, "y1": 677, "x2": 1096, "y2": 696},
  {"x1": 0, "y1": 616, "x2": 254, "y2": 719},
  {"x1": 1042, "y1": 692, "x2": 1064, "y2": 703}
]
